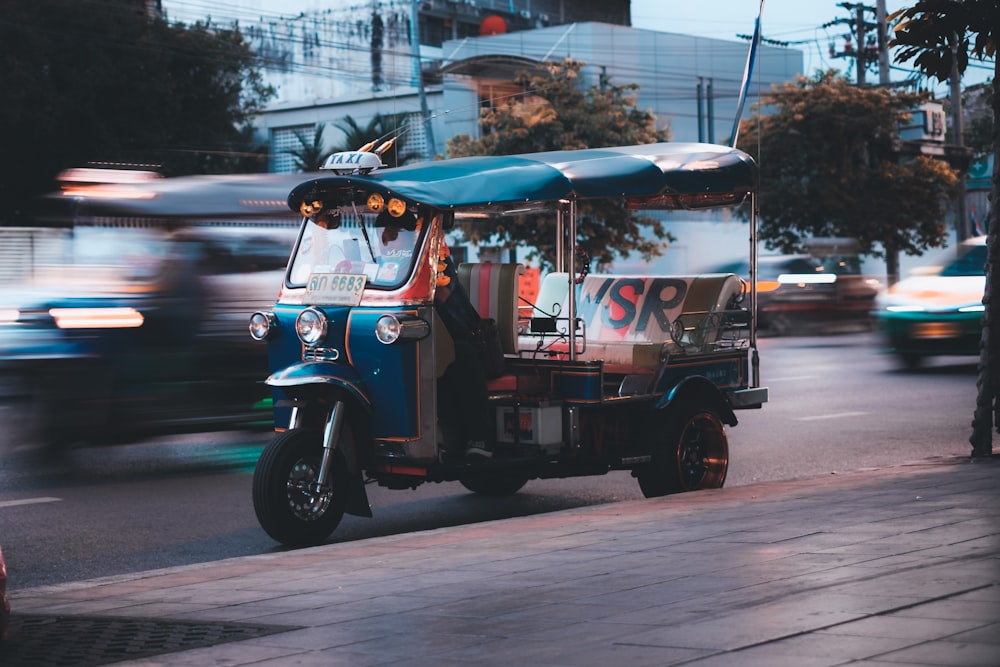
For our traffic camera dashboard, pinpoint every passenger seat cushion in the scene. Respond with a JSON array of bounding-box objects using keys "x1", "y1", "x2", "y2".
[{"x1": 517, "y1": 272, "x2": 742, "y2": 362}]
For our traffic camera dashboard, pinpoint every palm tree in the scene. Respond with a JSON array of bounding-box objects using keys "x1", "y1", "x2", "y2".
[
  {"x1": 286, "y1": 125, "x2": 328, "y2": 172},
  {"x1": 891, "y1": 0, "x2": 999, "y2": 457},
  {"x1": 331, "y1": 113, "x2": 423, "y2": 167}
]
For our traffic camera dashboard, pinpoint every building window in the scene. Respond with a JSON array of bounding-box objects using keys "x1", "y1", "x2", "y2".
[
  {"x1": 271, "y1": 124, "x2": 315, "y2": 173},
  {"x1": 404, "y1": 112, "x2": 430, "y2": 161}
]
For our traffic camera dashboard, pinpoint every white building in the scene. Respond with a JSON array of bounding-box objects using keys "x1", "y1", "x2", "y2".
[
  {"x1": 164, "y1": 1, "x2": 804, "y2": 271},
  {"x1": 257, "y1": 21, "x2": 802, "y2": 172}
]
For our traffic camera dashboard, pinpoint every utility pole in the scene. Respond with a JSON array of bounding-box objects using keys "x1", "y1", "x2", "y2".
[
  {"x1": 696, "y1": 78, "x2": 705, "y2": 143},
  {"x1": 854, "y1": 4, "x2": 868, "y2": 85},
  {"x1": 825, "y1": 2, "x2": 880, "y2": 85},
  {"x1": 875, "y1": 0, "x2": 890, "y2": 85},
  {"x1": 410, "y1": 0, "x2": 436, "y2": 159}
]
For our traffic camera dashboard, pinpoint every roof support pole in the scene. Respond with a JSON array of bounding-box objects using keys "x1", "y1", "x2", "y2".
[
  {"x1": 750, "y1": 190, "x2": 760, "y2": 388},
  {"x1": 566, "y1": 199, "x2": 578, "y2": 362}
]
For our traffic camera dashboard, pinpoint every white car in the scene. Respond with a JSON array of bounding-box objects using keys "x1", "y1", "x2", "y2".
[{"x1": 874, "y1": 236, "x2": 986, "y2": 367}]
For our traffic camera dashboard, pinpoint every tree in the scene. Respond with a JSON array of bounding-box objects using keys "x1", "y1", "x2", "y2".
[
  {"x1": 736, "y1": 70, "x2": 959, "y2": 285},
  {"x1": 447, "y1": 59, "x2": 672, "y2": 269},
  {"x1": 890, "y1": 0, "x2": 999, "y2": 457},
  {"x1": 0, "y1": 0, "x2": 274, "y2": 223},
  {"x1": 287, "y1": 125, "x2": 329, "y2": 172}
]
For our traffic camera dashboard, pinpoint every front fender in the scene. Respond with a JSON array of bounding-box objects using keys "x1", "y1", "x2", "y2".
[
  {"x1": 658, "y1": 376, "x2": 738, "y2": 426},
  {"x1": 266, "y1": 361, "x2": 372, "y2": 414}
]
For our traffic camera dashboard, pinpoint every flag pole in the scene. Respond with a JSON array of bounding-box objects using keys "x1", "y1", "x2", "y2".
[{"x1": 730, "y1": 0, "x2": 765, "y2": 147}]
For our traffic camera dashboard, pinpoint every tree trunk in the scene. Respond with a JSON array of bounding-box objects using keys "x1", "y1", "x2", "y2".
[
  {"x1": 969, "y1": 65, "x2": 999, "y2": 459},
  {"x1": 885, "y1": 242, "x2": 900, "y2": 287}
]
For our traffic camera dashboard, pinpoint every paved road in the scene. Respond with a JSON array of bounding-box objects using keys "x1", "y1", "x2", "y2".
[{"x1": 0, "y1": 332, "x2": 980, "y2": 589}]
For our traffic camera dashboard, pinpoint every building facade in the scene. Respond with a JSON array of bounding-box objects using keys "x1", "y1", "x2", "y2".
[
  {"x1": 162, "y1": 1, "x2": 802, "y2": 168},
  {"x1": 249, "y1": 14, "x2": 802, "y2": 170}
]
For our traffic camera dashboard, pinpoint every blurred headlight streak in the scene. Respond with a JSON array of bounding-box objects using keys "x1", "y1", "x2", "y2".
[{"x1": 49, "y1": 307, "x2": 144, "y2": 329}]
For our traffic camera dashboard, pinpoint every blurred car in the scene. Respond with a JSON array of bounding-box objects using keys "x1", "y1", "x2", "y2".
[
  {"x1": 0, "y1": 224, "x2": 295, "y2": 450},
  {"x1": 711, "y1": 253, "x2": 881, "y2": 335},
  {"x1": 874, "y1": 235, "x2": 986, "y2": 368}
]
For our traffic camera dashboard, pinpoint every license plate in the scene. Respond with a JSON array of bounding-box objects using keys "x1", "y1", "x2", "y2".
[
  {"x1": 304, "y1": 273, "x2": 366, "y2": 306},
  {"x1": 911, "y1": 321, "x2": 960, "y2": 339}
]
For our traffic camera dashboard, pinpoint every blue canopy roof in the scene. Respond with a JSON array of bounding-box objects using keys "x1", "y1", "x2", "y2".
[{"x1": 288, "y1": 142, "x2": 756, "y2": 213}]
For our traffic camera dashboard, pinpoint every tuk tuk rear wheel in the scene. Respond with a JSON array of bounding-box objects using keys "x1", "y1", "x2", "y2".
[
  {"x1": 636, "y1": 402, "x2": 729, "y2": 498},
  {"x1": 252, "y1": 428, "x2": 350, "y2": 547}
]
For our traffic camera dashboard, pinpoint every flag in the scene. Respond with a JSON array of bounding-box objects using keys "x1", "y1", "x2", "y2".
[
  {"x1": 971, "y1": 204, "x2": 985, "y2": 236},
  {"x1": 730, "y1": 0, "x2": 765, "y2": 147}
]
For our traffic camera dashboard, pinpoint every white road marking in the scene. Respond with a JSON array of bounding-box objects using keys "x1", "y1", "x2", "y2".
[
  {"x1": 795, "y1": 411, "x2": 869, "y2": 422},
  {"x1": 0, "y1": 497, "x2": 62, "y2": 509}
]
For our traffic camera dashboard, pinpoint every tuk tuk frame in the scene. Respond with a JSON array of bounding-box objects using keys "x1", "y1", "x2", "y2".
[{"x1": 249, "y1": 142, "x2": 767, "y2": 547}]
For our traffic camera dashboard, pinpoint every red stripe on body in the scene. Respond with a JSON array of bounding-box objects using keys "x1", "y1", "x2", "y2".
[{"x1": 477, "y1": 263, "x2": 493, "y2": 318}]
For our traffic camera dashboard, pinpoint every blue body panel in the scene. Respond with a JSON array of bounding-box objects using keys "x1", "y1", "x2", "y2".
[{"x1": 265, "y1": 304, "x2": 421, "y2": 439}]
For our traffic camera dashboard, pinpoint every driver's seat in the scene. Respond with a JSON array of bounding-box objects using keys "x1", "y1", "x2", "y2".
[{"x1": 456, "y1": 262, "x2": 525, "y2": 355}]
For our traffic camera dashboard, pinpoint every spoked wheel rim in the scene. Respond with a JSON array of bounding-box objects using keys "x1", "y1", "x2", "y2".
[
  {"x1": 253, "y1": 428, "x2": 349, "y2": 547},
  {"x1": 286, "y1": 457, "x2": 333, "y2": 522},
  {"x1": 676, "y1": 410, "x2": 728, "y2": 490}
]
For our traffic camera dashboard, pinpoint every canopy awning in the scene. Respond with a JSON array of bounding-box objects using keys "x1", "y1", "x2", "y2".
[{"x1": 288, "y1": 142, "x2": 756, "y2": 214}]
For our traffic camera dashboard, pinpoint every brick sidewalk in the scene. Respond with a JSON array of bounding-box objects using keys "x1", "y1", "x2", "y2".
[{"x1": 6, "y1": 455, "x2": 999, "y2": 666}]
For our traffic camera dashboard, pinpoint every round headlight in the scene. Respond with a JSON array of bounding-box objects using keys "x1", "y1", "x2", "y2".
[
  {"x1": 375, "y1": 314, "x2": 401, "y2": 345},
  {"x1": 249, "y1": 311, "x2": 276, "y2": 341},
  {"x1": 296, "y1": 307, "x2": 328, "y2": 346},
  {"x1": 387, "y1": 197, "x2": 407, "y2": 217}
]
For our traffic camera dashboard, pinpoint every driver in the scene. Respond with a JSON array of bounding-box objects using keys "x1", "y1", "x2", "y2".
[
  {"x1": 380, "y1": 208, "x2": 493, "y2": 459},
  {"x1": 433, "y1": 236, "x2": 494, "y2": 460}
]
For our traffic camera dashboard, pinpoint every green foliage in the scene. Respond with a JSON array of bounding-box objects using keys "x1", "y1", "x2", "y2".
[
  {"x1": 330, "y1": 114, "x2": 422, "y2": 167},
  {"x1": 0, "y1": 0, "x2": 274, "y2": 223},
  {"x1": 287, "y1": 126, "x2": 328, "y2": 172},
  {"x1": 736, "y1": 70, "x2": 957, "y2": 260},
  {"x1": 889, "y1": 0, "x2": 998, "y2": 81},
  {"x1": 446, "y1": 59, "x2": 672, "y2": 269}
]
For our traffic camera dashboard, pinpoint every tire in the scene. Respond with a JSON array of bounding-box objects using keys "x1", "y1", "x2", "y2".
[
  {"x1": 636, "y1": 402, "x2": 729, "y2": 498},
  {"x1": 252, "y1": 428, "x2": 350, "y2": 547},
  {"x1": 459, "y1": 473, "x2": 528, "y2": 497}
]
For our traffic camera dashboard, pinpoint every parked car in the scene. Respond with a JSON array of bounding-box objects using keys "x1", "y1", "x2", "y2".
[
  {"x1": 711, "y1": 253, "x2": 880, "y2": 335},
  {"x1": 873, "y1": 236, "x2": 986, "y2": 368}
]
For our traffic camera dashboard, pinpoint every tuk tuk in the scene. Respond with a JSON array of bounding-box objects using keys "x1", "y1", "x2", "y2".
[{"x1": 249, "y1": 142, "x2": 767, "y2": 547}]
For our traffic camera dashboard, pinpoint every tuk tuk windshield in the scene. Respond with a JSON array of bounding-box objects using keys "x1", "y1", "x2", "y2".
[{"x1": 287, "y1": 210, "x2": 425, "y2": 291}]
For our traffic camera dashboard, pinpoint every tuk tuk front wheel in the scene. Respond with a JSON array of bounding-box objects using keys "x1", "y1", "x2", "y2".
[
  {"x1": 636, "y1": 402, "x2": 729, "y2": 498},
  {"x1": 252, "y1": 428, "x2": 350, "y2": 547}
]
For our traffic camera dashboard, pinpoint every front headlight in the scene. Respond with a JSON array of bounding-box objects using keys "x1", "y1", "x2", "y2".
[
  {"x1": 296, "y1": 307, "x2": 328, "y2": 346},
  {"x1": 375, "y1": 314, "x2": 401, "y2": 344},
  {"x1": 375, "y1": 314, "x2": 429, "y2": 345},
  {"x1": 249, "y1": 311, "x2": 277, "y2": 341},
  {"x1": 0, "y1": 308, "x2": 19, "y2": 324}
]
